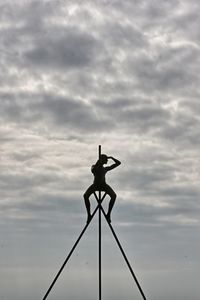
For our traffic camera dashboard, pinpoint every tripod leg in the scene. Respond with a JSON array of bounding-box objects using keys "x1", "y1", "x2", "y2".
[
  {"x1": 100, "y1": 206, "x2": 147, "y2": 300},
  {"x1": 94, "y1": 191, "x2": 107, "y2": 204},
  {"x1": 42, "y1": 204, "x2": 99, "y2": 300}
]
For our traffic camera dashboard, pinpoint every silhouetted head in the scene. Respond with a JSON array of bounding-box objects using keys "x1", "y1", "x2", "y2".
[{"x1": 99, "y1": 154, "x2": 108, "y2": 165}]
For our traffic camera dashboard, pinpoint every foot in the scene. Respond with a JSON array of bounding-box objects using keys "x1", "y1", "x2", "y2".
[
  {"x1": 106, "y1": 213, "x2": 111, "y2": 223},
  {"x1": 86, "y1": 214, "x2": 92, "y2": 224}
]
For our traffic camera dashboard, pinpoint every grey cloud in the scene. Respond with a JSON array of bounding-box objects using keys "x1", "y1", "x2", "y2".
[
  {"x1": 128, "y1": 45, "x2": 199, "y2": 94},
  {"x1": 24, "y1": 26, "x2": 100, "y2": 70},
  {"x1": 158, "y1": 109, "x2": 200, "y2": 147},
  {"x1": 0, "y1": 2, "x2": 103, "y2": 73},
  {"x1": 161, "y1": 185, "x2": 200, "y2": 201},
  {"x1": 103, "y1": 22, "x2": 148, "y2": 50},
  {"x1": 0, "y1": 92, "x2": 112, "y2": 132},
  {"x1": 114, "y1": 188, "x2": 200, "y2": 232},
  {"x1": 0, "y1": 92, "x2": 40, "y2": 124},
  {"x1": 0, "y1": 193, "x2": 83, "y2": 216},
  {"x1": 116, "y1": 200, "x2": 184, "y2": 226},
  {"x1": 118, "y1": 165, "x2": 173, "y2": 191},
  {"x1": 182, "y1": 99, "x2": 200, "y2": 115},
  {"x1": 95, "y1": 97, "x2": 171, "y2": 134},
  {"x1": 117, "y1": 160, "x2": 200, "y2": 206},
  {"x1": 0, "y1": 1, "x2": 61, "y2": 30},
  {"x1": 123, "y1": 105, "x2": 170, "y2": 132},
  {"x1": 96, "y1": 0, "x2": 179, "y2": 24},
  {"x1": 171, "y1": 1, "x2": 200, "y2": 42},
  {"x1": 12, "y1": 151, "x2": 40, "y2": 162},
  {"x1": 140, "y1": 0, "x2": 179, "y2": 20},
  {"x1": 32, "y1": 95, "x2": 111, "y2": 132},
  {"x1": 0, "y1": 172, "x2": 57, "y2": 192}
]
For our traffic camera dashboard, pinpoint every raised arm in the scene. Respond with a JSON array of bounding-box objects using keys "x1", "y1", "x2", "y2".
[{"x1": 105, "y1": 156, "x2": 121, "y2": 171}]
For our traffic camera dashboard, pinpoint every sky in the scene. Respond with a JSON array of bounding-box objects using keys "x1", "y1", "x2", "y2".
[{"x1": 0, "y1": 0, "x2": 200, "y2": 299}]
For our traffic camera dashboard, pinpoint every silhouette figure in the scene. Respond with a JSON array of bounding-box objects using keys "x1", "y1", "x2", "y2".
[
  {"x1": 43, "y1": 148, "x2": 147, "y2": 300},
  {"x1": 84, "y1": 154, "x2": 121, "y2": 224}
]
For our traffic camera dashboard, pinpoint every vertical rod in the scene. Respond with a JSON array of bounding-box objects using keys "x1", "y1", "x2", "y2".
[
  {"x1": 99, "y1": 190, "x2": 101, "y2": 300},
  {"x1": 98, "y1": 145, "x2": 101, "y2": 159},
  {"x1": 98, "y1": 145, "x2": 102, "y2": 300}
]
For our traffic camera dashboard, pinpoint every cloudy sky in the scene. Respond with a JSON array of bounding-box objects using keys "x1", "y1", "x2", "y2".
[{"x1": 0, "y1": 0, "x2": 200, "y2": 299}]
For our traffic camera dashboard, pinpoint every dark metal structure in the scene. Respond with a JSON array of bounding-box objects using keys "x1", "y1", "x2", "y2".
[{"x1": 42, "y1": 145, "x2": 146, "y2": 300}]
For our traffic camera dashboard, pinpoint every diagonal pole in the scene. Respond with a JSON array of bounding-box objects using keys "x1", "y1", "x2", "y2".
[
  {"x1": 42, "y1": 192, "x2": 107, "y2": 300},
  {"x1": 97, "y1": 203, "x2": 147, "y2": 300},
  {"x1": 42, "y1": 205, "x2": 98, "y2": 300}
]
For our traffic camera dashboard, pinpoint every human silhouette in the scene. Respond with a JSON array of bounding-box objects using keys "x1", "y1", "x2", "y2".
[{"x1": 84, "y1": 154, "x2": 121, "y2": 224}]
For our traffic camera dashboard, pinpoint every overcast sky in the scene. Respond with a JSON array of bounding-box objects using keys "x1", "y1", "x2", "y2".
[{"x1": 0, "y1": 0, "x2": 200, "y2": 299}]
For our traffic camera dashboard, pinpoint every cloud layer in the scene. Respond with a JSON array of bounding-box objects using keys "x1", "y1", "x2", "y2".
[{"x1": 0, "y1": 1, "x2": 200, "y2": 300}]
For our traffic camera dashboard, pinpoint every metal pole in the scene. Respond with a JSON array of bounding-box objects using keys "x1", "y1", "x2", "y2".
[
  {"x1": 42, "y1": 205, "x2": 99, "y2": 300},
  {"x1": 100, "y1": 206, "x2": 147, "y2": 300},
  {"x1": 98, "y1": 145, "x2": 102, "y2": 300}
]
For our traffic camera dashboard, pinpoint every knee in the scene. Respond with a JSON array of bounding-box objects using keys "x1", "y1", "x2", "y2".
[{"x1": 84, "y1": 192, "x2": 89, "y2": 201}]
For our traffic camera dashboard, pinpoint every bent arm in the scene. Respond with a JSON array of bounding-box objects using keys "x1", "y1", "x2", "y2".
[{"x1": 105, "y1": 156, "x2": 121, "y2": 171}]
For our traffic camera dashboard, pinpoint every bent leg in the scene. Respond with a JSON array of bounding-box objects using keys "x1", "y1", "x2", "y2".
[
  {"x1": 103, "y1": 184, "x2": 116, "y2": 223},
  {"x1": 83, "y1": 184, "x2": 96, "y2": 223}
]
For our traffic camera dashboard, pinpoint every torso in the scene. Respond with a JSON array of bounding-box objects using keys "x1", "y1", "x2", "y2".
[{"x1": 92, "y1": 164, "x2": 107, "y2": 186}]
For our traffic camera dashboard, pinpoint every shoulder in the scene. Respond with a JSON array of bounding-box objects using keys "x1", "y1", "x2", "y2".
[{"x1": 91, "y1": 164, "x2": 96, "y2": 173}]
